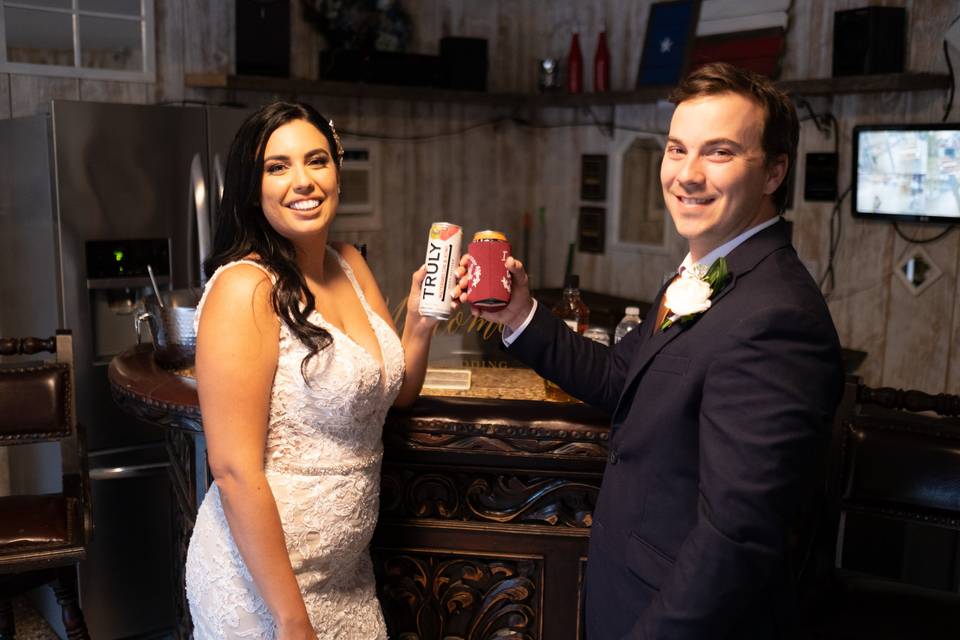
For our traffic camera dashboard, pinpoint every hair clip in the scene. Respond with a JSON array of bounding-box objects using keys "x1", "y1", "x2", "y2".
[{"x1": 328, "y1": 118, "x2": 345, "y2": 167}]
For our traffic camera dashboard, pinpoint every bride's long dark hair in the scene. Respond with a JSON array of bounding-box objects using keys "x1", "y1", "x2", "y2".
[{"x1": 204, "y1": 101, "x2": 342, "y2": 377}]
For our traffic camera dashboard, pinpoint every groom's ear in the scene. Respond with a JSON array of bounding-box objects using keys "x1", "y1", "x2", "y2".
[{"x1": 763, "y1": 153, "x2": 788, "y2": 196}]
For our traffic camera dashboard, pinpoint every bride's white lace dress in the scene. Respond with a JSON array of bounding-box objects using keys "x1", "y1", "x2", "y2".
[{"x1": 185, "y1": 252, "x2": 404, "y2": 639}]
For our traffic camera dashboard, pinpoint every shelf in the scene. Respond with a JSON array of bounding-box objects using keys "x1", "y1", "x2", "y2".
[
  {"x1": 185, "y1": 73, "x2": 529, "y2": 107},
  {"x1": 185, "y1": 72, "x2": 951, "y2": 109},
  {"x1": 777, "y1": 72, "x2": 950, "y2": 97}
]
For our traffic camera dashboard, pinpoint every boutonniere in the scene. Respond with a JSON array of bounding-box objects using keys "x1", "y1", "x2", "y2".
[{"x1": 660, "y1": 257, "x2": 732, "y2": 331}]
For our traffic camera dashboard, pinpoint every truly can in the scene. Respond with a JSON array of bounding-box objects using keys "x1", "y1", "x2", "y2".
[
  {"x1": 419, "y1": 222, "x2": 462, "y2": 320},
  {"x1": 464, "y1": 230, "x2": 512, "y2": 311}
]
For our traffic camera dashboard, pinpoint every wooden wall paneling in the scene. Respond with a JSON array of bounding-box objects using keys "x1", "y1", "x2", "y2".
[
  {"x1": 534, "y1": 109, "x2": 579, "y2": 289},
  {"x1": 149, "y1": 0, "x2": 185, "y2": 104},
  {"x1": 881, "y1": 224, "x2": 958, "y2": 393},
  {"x1": 824, "y1": 219, "x2": 893, "y2": 388},
  {"x1": 781, "y1": 0, "x2": 832, "y2": 80},
  {"x1": 411, "y1": 100, "x2": 445, "y2": 246},
  {"x1": 0, "y1": 74, "x2": 10, "y2": 119},
  {"x1": 290, "y1": 0, "x2": 320, "y2": 80},
  {"x1": 820, "y1": 91, "x2": 905, "y2": 387},
  {"x1": 789, "y1": 96, "x2": 838, "y2": 281},
  {"x1": 610, "y1": 0, "x2": 656, "y2": 92},
  {"x1": 391, "y1": 100, "x2": 427, "y2": 312},
  {"x1": 328, "y1": 96, "x2": 390, "y2": 297},
  {"x1": 406, "y1": 0, "x2": 442, "y2": 54},
  {"x1": 493, "y1": 0, "x2": 530, "y2": 93},
  {"x1": 79, "y1": 80, "x2": 148, "y2": 104},
  {"x1": 9, "y1": 76, "x2": 79, "y2": 117},
  {"x1": 908, "y1": 0, "x2": 957, "y2": 72},
  {"x1": 491, "y1": 118, "x2": 522, "y2": 248},
  {"x1": 947, "y1": 238, "x2": 960, "y2": 393},
  {"x1": 875, "y1": 82, "x2": 959, "y2": 392},
  {"x1": 783, "y1": 0, "x2": 958, "y2": 80},
  {"x1": 182, "y1": 0, "x2": 232, "y2": 75},
  {"x1": 369, "y1": 100, "x2": 415, "y2": 311},
  {"x1": 573, "y1": 113, "x2": 615, "y2": 296}
]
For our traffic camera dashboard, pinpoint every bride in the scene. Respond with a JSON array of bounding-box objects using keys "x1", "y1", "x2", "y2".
[{"x1": 185, "y1": 101, "x2": 437, "y2": 639}]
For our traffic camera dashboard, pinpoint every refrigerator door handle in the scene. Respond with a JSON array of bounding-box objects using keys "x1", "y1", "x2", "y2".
[
  {"x1": 214, "y1": 153, "x2": 225, "y2": 206},
  {"x1": 89, "y1": 461, "x2": 170, "y2": 480},
  {"x1": 190, "y1": 153, "x2": 211, "y2": 286}
]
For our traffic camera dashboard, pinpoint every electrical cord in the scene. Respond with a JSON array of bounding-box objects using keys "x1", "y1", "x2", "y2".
[
  {"x1": 944, "y1": 14, "x2": 960, "y2": 121},
  {"x1": 795, "y1": 97, "x2": 845, "y2": 298},
  {"x1": 892, "y1": 221, "x2": 956, "y2": 244},
  {"x1": 819, "y1": 184, "x2": 851, "y2": 299},
  {"x1": 944, "y1": 40, "x2": 955, "y2": 122}
]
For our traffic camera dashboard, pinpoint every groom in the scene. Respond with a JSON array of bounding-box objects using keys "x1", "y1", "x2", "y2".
[{"x1": 455, "y1": 63, "x2": 844, "y2": 638}]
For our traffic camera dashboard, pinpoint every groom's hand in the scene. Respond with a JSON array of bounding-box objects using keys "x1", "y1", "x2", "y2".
[{"x1": 451, "y1": 255, "x2": 534, "y2": 333}]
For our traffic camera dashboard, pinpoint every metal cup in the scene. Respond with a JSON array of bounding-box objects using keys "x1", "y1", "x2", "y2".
[{"x1": 134, "y1": 289, "x2": 201, "y2": 369}]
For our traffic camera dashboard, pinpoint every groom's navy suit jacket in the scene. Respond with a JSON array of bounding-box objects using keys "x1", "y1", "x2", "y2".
[{"x1": 508, "y1": 220, "x2": 844, "y2": 639}]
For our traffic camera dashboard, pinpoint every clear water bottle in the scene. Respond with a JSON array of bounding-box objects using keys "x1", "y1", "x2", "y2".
[{"x1": 614, "y1": 306, "x2": 642, "y2": 344}]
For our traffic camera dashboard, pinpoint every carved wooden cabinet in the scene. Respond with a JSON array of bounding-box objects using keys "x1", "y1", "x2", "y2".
[
  {"x1": 108, "y1": 349, "x2": 610, "y2": 639},
  {"x1": 374, "y1": 398, "x2": 609, "y2": 640}
]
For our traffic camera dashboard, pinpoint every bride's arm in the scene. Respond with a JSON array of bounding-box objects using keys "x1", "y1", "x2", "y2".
[
  {"x1": 195, "y1": 265, "x2": 315, "y2": 639},
  {"x1": 393, "y1": 265, "x2": 437, "y2": 407},
  {"x1": 334, "y1": 243, "x2": 436, "y2": 408}
]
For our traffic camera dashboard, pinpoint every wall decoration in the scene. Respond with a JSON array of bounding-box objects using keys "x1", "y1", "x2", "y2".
[
  {"x1": 580, "y1": 154, "x2": 608, "y2": 201},
  {"x1": 636, "y1": 0, "x2": 701, "y2": 86}
]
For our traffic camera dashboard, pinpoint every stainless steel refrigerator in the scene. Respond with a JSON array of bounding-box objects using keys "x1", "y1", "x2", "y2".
[{"x1": 0, "y1": 100, "x2": 251, "y2": 638}]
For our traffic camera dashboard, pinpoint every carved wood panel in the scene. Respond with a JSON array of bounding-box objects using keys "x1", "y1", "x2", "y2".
[
  {"x1": 381, "y1": 465, "x2": 599, "y2": 528},
  {"x1": 374, "y1": 549, "x2": 542, "y2": 640}
]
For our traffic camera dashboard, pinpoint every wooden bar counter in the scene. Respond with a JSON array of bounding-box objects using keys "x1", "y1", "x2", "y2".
[{"x1": 109, "y1": 344, "x2": 610, "y2": 639}]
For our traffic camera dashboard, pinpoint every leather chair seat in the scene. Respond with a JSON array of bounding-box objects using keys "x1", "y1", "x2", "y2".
[
  {"x1": 807, "y1": 575, "x2": 960, "y2": 639},
  {"x1": 0, "y1": 495, "x2": 73, "y2": 549}
]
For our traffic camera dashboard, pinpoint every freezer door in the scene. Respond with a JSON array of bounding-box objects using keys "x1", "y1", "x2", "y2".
[
  {"x1": 51, "y1": 100, "x2": 209, "y2": 293},
  {"x1": 49, "y1": 100, "x2": 209, "y2": 449}
]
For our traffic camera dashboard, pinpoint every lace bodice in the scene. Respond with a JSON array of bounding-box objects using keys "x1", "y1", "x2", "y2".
[
  {"x1": 194, "y1": 252, "x2": 405, "y2": 460},
  {"x1": 185, "y1": 248, "x2": 404, "y2": 639}
]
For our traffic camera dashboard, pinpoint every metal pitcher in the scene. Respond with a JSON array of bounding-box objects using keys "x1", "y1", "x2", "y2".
[{"x1": 135, "y1": 289, "x2": 201, "y2": 369}]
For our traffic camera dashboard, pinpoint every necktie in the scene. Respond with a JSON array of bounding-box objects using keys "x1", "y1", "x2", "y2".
[{"x1": 653, "y1": 272, "x2": 680, "y2": 334}]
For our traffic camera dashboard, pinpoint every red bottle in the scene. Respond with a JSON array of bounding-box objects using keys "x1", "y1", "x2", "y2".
[
  {"x1": 594, "y1": 30, "x2": 610, "y2": 92},
  {"x1": 567, "y1": 32, "x2": 583, "y2": 94}
]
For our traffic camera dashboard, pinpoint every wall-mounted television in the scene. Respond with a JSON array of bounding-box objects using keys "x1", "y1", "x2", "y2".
[{"x1": 852, "y1": 124, "x2": 960, "y2": 224}]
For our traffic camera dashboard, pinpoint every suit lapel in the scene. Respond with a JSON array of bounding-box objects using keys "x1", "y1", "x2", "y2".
[{"x1": 612, "y1": 219, "x2": 793, "y2": 420}]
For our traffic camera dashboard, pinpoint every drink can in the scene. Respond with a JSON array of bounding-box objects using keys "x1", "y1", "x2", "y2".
[
  {"x1": 419, "y1": 222, "x2": 462, "y2": 320},
  {"x1": 464, "y1": 230, "x2": 512, "y2": 311}
]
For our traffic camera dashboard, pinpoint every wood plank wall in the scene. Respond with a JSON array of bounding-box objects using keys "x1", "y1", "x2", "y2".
[{"x1": 2, "y1": 0, "x2": 958, "y2": 394}]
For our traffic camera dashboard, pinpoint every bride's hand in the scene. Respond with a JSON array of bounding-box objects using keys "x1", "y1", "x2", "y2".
[{"x1": 403, "y1": 264, "x2": 440, "y2": 336}]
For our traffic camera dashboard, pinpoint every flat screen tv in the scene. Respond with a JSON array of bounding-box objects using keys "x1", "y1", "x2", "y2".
[{"x1": 852, "y1": 124, "x2": 960, "y2": 224}]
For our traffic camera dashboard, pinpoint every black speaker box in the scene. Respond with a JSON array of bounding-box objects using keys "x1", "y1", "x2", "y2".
[
  {"x1": 804, "y1": 152, "x2": 838, "y2": 202},
  {"x1": 236, "y1": 0, "x2": 290, "y2": 77},
  {"x1": 832, "y1": 6, "x2": 905, "y2": 77},
  {"x1": 438, "y1": 37, "x2": 488, "y2": 91}
]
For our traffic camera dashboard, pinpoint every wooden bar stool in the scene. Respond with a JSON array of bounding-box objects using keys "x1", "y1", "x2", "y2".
[{"x1": 0, "y1": 331, "x2": 92, "y2": 640}]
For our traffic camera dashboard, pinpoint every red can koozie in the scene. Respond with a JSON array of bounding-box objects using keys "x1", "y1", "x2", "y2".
[{"x1": 465, "y1": 230, "x2": 512, "y2": 310}]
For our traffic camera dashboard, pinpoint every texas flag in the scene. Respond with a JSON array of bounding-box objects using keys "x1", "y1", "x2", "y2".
[{"x1": 638, "y1": 0, "x2": 699, "y2": 86}]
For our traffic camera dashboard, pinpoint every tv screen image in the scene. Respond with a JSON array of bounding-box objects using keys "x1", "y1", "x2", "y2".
[{"x1": 853, "y1": 124, "x2": 960, "y2": 224}]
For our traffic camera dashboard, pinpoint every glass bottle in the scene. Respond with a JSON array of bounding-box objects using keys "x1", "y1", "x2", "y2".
[
  {"x1": 553, "y1": 274, "x2": 590, "y2": 334},
  {"x1": 567, "y1": 31, "x2": 583, "y2": 94},
  {"x1": 594, "y1": 30, "x2": 610, "y2": 92}
]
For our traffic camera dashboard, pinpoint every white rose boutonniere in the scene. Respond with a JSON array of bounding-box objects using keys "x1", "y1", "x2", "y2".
[{"x1": 660, "y1": 257, "x2": 731, "y2": 331}]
